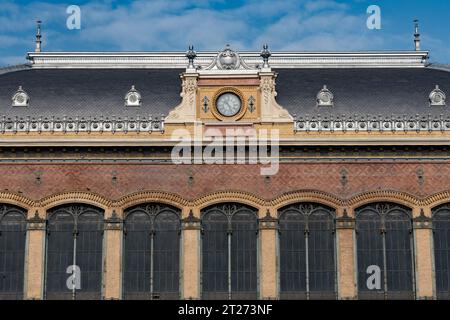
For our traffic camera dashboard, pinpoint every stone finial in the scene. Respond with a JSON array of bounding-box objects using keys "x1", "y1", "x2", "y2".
[
  {"x1": 35, "y1": 20, "x2": 42, "y2": 53},
  {"x1": 186, "y1": 45, "x2": 197, "y2": 70},
  {"x1": 260, "y1": 44, "x2": 271, "y2": 69},
  {"x1": 414, "y1": 19, "x2": 421, "y2": 51}
]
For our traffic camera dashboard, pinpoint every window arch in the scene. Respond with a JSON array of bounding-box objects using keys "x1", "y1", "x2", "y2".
[
  {"x1": 123, "y1": 203, "x2": 181, "y2": 300},
  {"x1": 432, "y1": 203, "x2": 450, "y2": 299},
  {"x1": 45, "y1": 204, "x2": 104, "y2": 300},
  {"x1": 201, "y1": 203, "x2": 258, "y2": 300},
  {"x1": 278, "y1": 203, "x2": 336, "y2": 299},
  {"x1": 0, "y1": 204, "x2": 27, "y2": 300},
  {"x1": 355, "y1": 202, "x2": 414, "y2": 300}
]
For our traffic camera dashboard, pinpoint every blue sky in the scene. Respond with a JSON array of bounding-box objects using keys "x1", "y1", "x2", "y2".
[{"x1": 0, "y1": 0, "x2": 449, "y2": 67}]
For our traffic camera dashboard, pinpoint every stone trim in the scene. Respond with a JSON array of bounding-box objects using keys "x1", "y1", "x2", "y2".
[
  {"x1": 0, "y1": 116, "x2": 164, "y2": 134},
  {"x1": 104, "y1": 210, "x2": 123, "y2": 230},
  {"x1": 258, "y1": 209, "x2": 278, "y2": 230},
  {"x1": 413, "y1": 209, "x2": 433, "y2": 229},
  {"x1": 27, "y1": 210, "x2": 46, "y2": 230},
  {"x1": 27, "y1": 51, "x2": 429, "y2": 69},
  {"x1": 336, "y1": 209, "x2": 355, "y2": 229},
  {"x1": 181, "y1": 210, "x2": 201, "y2": 230},
  {"x1": 294, "y1": 115, "x2": 450, "y2": 133}
]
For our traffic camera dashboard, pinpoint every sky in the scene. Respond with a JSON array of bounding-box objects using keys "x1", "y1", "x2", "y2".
[{"x1": 0, "y1": 0, "x2": 449, "y2": 67}]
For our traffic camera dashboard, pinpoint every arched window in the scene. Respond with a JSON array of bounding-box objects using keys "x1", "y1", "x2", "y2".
[
  {"x1": 45, "y1": 204, "x2": 104, "y2": 300},
  {"x1": 278, "y1": 203, "x2": 336, "y2": 299},
  {"x1": 432, "y1": 204, "x2": 450, "y2": 299},
  {"x1": 123, "y1": 204, "x2": 181, "y2": 300},
  {"x1": 201, "y1": 203, "x2": 258, "y2": 300},
  {"x1": 356, "y1": 203, "x2": 414, "y2": 299},
  {"x1": 0, "y1": 204, "x2": 27, "y2": 300}
]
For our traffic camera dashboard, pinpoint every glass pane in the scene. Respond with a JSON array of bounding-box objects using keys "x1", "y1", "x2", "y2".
[
  {"x1": 433, "y1": 205, "x2": 450, "y2": 299},
  {"x1": 356, "y1": 208, "x2": 384, "y2": 299},
  {"x1": 123, "y1": 211, "x2": 151, "y2": 300},
  {"x1": 46, "y1": 204, "x2": 104, "y2": 300},
  {"x1": 385, "y1": 209, "x2": 413, "y2": 299},
  {"x1": 279, "y1": 203, "x2": 336, "y2": 300},
  {"x1": 0, "y1": 205, "x2": 27, "y2": 300},
  {"x1": 231, "y1": 209, "x2": 257, "y2": 299},
  {"x1": 76, "y1": 210, "x2": 104, "y2": 300},
  {"x1": 201, "y1": 209, "x2": 228, "y2": 300},
  {"x1": 154, "y1": 210, "x2": 180, "y2": 299},
  {"x1": 356, "y1": 203, "x2": 414, "y2": 300},
  {"x1": 309, "y1": 208, "x2": 335, "y2": 298},
  {"x1": 279, "y1": 208, "x2": 307, "y2": 299},
  {"x1": 123, "y1": 204, "x2": 181, "y2": 300}
]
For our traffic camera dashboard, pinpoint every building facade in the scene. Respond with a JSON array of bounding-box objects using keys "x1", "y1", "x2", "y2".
[{"x1": 0, "y1": 25, "x2": 450, "y2": 300}]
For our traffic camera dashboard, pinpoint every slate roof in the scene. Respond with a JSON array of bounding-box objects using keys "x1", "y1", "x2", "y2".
[{"x1": 0, "y1": 66, "x2": 449, "y2": 119}]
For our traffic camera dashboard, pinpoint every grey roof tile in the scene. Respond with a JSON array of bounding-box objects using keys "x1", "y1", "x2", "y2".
[{"x1": 0, "y1": 67, "x2": 449, "y2": 119}]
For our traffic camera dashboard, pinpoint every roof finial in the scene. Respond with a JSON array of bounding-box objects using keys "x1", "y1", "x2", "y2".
[
  {"x1": 260, "y1": 44, "x2": 271, "y2": 69},
  {"x1": 414, "y1": 19, "x2": 421, "y2": 51},
  {"x1": 186, "y1": 45, "x2": 197, "y2": 71},
  {"x1": 35, "y1": 20, "x2": 42, "y2": 52}
]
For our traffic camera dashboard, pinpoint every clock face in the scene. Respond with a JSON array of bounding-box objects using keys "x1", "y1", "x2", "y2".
[{"x1": 216, "y1": 92, "x2": 242, "y2": 117}]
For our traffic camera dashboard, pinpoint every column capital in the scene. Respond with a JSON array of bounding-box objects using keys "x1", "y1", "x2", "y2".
[
  {"x1": 104, "y1": 209, "x2": 123, "y2": 230},
  {"x1": 259, "y1": 209, "x2": 278, "y2": 230},
  {"x1": 27, "y1": 210, "x2": 46, "y2": 230},
  {"x1": 182, "y1": 209, "x2": 201, "y2": 230},
  {"x1": 336, "y1": 209, "x2": 355, "y2": 229},
  {"x1": 413, "y1": 209, "x2": 432, "y2": 229}
]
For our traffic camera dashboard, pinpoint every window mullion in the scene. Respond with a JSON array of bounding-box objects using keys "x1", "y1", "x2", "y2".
[
  {"x1": 227, "y1": 228, "x2": 232, "y2": 300},
  {"x1": 381, "y1": 218, "x2": 388, "y2": 300},
  {"x1": 150, "y1": 229, "x2": 155, "y2": 299},
  {"x1": 305, "y1": 219, "x2": 310, "y2": 300},
  {"x1": 72, "y1": 219, "x2": 78, "y2": 301}
]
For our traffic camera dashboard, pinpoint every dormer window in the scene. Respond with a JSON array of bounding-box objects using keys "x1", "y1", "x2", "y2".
[
  {"x1": 317, "y1": 85, "x2": 334, "y2": 107},
  {"x1": 12, "y1": 86, "x2": 29, "y2": 107},
  {"x1": 429, "y1": 85, "x2": 446, "y2": 107},
  {"x1": 125, "y1": 85, "x2": 141, "y2": 107}
]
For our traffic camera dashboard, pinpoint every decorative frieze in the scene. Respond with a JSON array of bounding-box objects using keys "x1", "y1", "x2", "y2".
[
  {"x1": 0, "y1": 115, "x2": 164, "y2": 134},
  {"x1": 294, "y1": 114, "x2": 450, "y2": 133}
]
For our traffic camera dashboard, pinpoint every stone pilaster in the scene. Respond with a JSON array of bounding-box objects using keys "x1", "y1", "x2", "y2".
[
  {"x1": 24, "y1": 208, "x2": 46, "y2": 300},
  {"x1": 181, "y1": 209, "x2": 201, "y2": 299},
  {"x1": 336, "y1": 208, "x2": 357, "y2": 300},
  {"x1": 258, "y1": 209, "x2": 278, "y2": 299},
  {"x1": 413, "y1": 208, "x2": 435, "y2": 300},
  {"x1": 103, "y1": 208, "x2": 123, "y2": 300}
]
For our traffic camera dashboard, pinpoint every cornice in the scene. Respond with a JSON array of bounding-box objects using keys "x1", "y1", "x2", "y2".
[{"x1": 26, "y1": 51, "x2": 429, "y2": 69}]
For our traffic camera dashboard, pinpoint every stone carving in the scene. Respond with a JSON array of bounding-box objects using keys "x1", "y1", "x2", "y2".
[
  {"x1": 124, "y1": 85, "x2": 142, "y2": 107},
  {"x1": 205, "y1": 45, "x2": 254, "y2": 70},
  {"x1": 259, "y1": 74, "x2": 293, "y2": 122},
  {"x1": 165, "y1": 74, "x2": 198, "y2": 123},
  {"x1": 317, "y1": 85, "x2": 334, "y2": 107},
  {"x1": 12, "y1": 86, "x2": 30, "y2": 107},
  {"x1": 429, "y1": 85, "x2": 446, "y2": 107}
]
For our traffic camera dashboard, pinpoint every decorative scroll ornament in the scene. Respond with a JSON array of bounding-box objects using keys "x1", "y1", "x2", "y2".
[
  {"x1": 12, "y1": 86, "x2": 30, "y2": 107},
  {"x1": 429, "y1": 85, "x2": 446, "y2": 107},
  {"x1": 125, "y1": 85, "x2": 142, "y2": 107},
  {"x1": 317, "y1": 85, "x2": 334, "y2": 107},
  {"x1": 205, "y1": 45, "x2": 253, "y2": 70}
]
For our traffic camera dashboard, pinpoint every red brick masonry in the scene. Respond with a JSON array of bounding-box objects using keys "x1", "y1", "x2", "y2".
[{"x1": 1, "y1": 162, "x2": 449, "y2": 201}]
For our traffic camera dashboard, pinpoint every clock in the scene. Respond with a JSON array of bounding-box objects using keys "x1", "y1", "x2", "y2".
[{"x1": 216, "y1": 92, "x2": 242, "y2": 117}]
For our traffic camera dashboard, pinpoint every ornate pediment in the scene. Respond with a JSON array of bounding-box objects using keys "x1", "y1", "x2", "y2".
[{"x1": 205, "y1": 45, "x2": 255, "y2": 71}]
